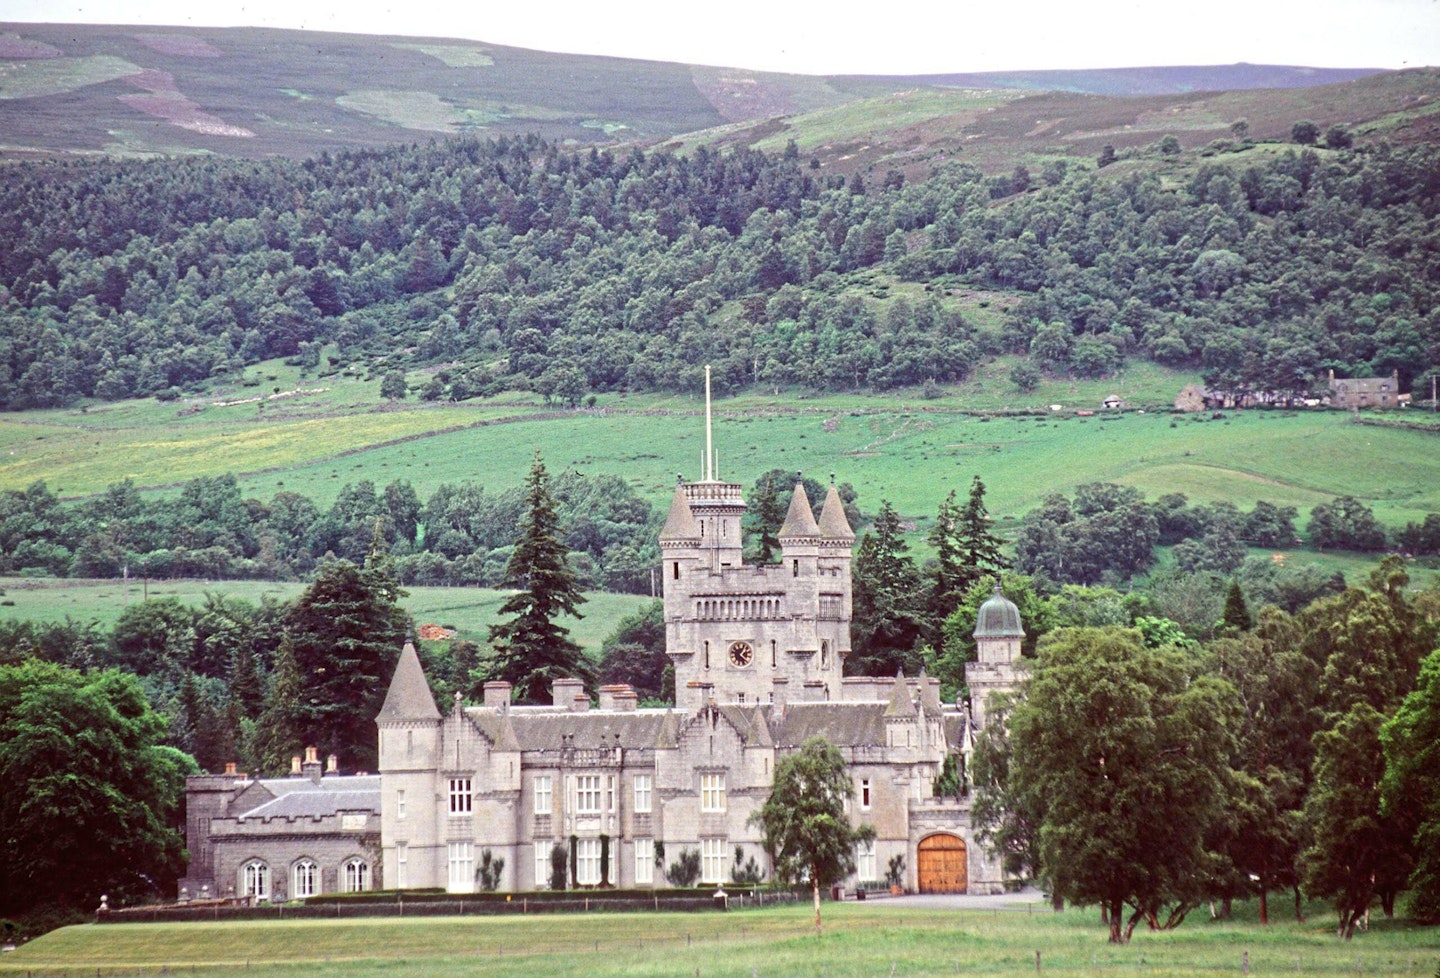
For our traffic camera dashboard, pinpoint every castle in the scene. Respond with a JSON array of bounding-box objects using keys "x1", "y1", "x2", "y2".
[{"x1": 180, "y1": 383, "x2": 1025, "y2": 901}]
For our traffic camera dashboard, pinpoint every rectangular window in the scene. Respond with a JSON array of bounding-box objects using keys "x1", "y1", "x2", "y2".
[
  {"x1": 535, "y1": 841, "x2": 550, "y2": 887},
  {"x1": 396, "y1": 843, "x2": 408, "y2": 889},
  {"x1": 448, "y1": 778, "x2": 472, "y2": 816},
  {"x1": 534, "y1": 775, "x2": 552, "y2": 815},
  {"x1": 447, "y1": 841, "x2": 474, "y2": 893},
  {"x1": 857, "y1": 839, "x2": 877, "y2": 884},
  {"x1": 633, "y1": 774, "x2": 652, "y2": 813},
  {"x1": 605, "y1": 775, "x2": 616, "y2": 813},
  {"x1": 635, "y1": 838, "x2": 653, "y2": 885},
  {"x1": 701, "y1": 838, "x2": 727, "y2": 884},
  {"x1": 700, "y1": 773, "x2": 726, "y2": 812},
  {"x1": 576, "y1": 838, "x2": 602, "y2": 886},
  {"x1": 576, "y1": 775, "x2": 602, "y2": 814},
  {"x1": 860, "y1": 778, "x2": 872, "y2": 810},
  {"x1": 397, "y1": 789, "x2": 406, "y2": 820}
]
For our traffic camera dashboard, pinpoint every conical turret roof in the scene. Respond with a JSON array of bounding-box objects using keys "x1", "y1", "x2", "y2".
[
  {"x1": 778, "y1": 483, "x2": 821, "y2": 539},
  {"x1": 659, "y1": 484, "x2": 701, "y2": 542},
  {"x1": 818, "y1": 484, "x2": 855, "y2": 541},
  {"x1": 377, "y1": 642, "x2": 440, "y2": 722},
  {"x1": 883, "y1": 671, "x2": 919, "y2": 718}
]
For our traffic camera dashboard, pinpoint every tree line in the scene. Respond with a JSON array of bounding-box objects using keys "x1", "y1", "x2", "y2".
[
  {"x1": 0, "y1": 469, "x2": 660, "y2": 592},
  {"x1": 971, "y1": 557, "x2": 1440, "y2": 941},
  {"x1": 1, "y1": 134, "x2": 1436, "y2": 409}
]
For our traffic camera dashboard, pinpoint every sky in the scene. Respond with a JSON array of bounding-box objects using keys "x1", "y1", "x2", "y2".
[{"x1": 1, "y1": 0, "x2": 1438, "y2": 75}]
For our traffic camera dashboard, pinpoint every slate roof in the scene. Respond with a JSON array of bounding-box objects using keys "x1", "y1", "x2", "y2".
[
  {"x1": 659, "y1": 485, "x2": 701, "y2": 541},
  {"x1": 467, "y1": 708, "x2": 678, "y2": 751},
  {"x1": 769, "y1": 702, "x2": 888, "y2": 748},
  {"x1": 377, "y1": 642, "x2": 441, "y2": 721},
  {"x1": 236, "y1": 775, "x2": 382, "y2": 819},
  {"x1": 778, "y1": 483, "x2": 821, "y2": 539},
  {"x1": 818, "y1": 485, "x2": 855, "y2": 541}
]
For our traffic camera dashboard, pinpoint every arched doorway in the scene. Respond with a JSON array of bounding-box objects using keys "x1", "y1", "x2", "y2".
[{"x1": 917, "y1": 833, "x2": 967, "y2": 894}]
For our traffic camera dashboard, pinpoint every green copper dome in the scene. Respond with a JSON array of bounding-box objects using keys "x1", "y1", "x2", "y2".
[{"x1": 973, "y1": 586, "x2": 1025, "y2": 639}]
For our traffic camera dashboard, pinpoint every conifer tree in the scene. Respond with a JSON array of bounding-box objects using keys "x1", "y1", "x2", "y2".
[
  {"x1": 1221, "y1": 579, "x2": 1253, "y2": 633},
  {"x1": 285, "y1": 553, "x2": 408, "y2": 771},
  {"x1": 251, "y1": 635, "x2": 305, "y2": 776},
  {"x1": 487, "y1": 453, "x2": 592, "y2": 702},
  {"x1": 852, "y1": 500, "x2": 925, "y2": 675},
  {"x1": 927, "y1": 476, "x2": 1006, "y2": 639}
]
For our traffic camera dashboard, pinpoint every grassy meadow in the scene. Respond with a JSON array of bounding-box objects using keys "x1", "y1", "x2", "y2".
[
  {"x1": 3, "y1": 901, "x2": 1437, "y2": 977},
  {"x1": 5, "y1": 356, "x2": 1440, "y2": 532},
  {"x1": 3, "y1": 354, "x2": 1439, "y2": 608},
  {"x1": 0, "y1": 577, "x2": 651, "y2": 651}
]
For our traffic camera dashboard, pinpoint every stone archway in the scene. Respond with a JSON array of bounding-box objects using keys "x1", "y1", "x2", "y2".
[{"x1": 916, "y1": 833, "x2": 967, "y2": 894}]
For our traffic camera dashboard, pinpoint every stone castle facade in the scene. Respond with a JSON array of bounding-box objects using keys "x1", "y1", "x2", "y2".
[{"x1": 183, "y1": 440, "x2": 1026, "y2": 900}]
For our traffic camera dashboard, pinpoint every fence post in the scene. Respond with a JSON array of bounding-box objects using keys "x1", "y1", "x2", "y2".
[
  {"x1": 1035, "y1": 950, "x2": 1041, "y2": 973},
  {"x1": 1243, "y1": 951, "x2": 1249, "y2": 975}
]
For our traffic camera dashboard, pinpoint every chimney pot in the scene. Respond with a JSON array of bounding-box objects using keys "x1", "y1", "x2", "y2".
[
  {"x1": 290, "y1": 755, "x2": 302, "y2": 776},
  {"x1": 224, "y1": 762, "x2": 237, "y2": 776},
  {"x1": 325, "y1": 754, "x2": 338, "y2": 774}
]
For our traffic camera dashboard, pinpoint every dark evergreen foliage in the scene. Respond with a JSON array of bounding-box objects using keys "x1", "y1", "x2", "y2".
[{"x1": 486, "y1": 454, "x2": 592, "y2": 703}]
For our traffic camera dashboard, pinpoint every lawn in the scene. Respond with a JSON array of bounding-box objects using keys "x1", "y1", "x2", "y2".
[
  {"x1": 0, "y1": 578, "x2": 652, "y2": 651},
  {"x1": 3, "y1": 901, "x2": 1436, "y2": 977}
]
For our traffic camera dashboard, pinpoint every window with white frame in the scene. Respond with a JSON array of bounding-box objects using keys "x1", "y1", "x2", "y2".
[
  {"x1": 633, "y1": 774, "x2": 652, "y2": 813},
  {"x1": 700, "y1": 838, "x2": 727, "y2": 884},
  {"x1": 447, "y1": 841, "x2": 474, "y2": 892},
  {"x1": 860, "y1": 778, "x2": 872, "y2": 810},
  {"x1": 535, "y1": 841, "x2": 551, "y2": 887},
  {"x1": 575, "y1": 774, "x2": 602, "y2": 814},
  {"x1": 397, "y1": 788, "x2": 406, "y2": 820},
  {"x1": 448, "y1": 778, "x2": 472, "y2": 815},
  {"x1": 700, "y1": 773, "x2": 726, "y2": 812},
  {"x1": 396, "y1": 843, "x2": 408, "y2": 888},
  {"x1": 342, "y1": 858, "x2": 370, "y2": 892},
  {"x1": 292, "y1": 858, "x2": 318, "y2": 898},
  {"x1": 576, "y1": 837, "x2": 602, "y2": 886},
  {"x1": 241, "y1": 860, "x2": 269, "y2": 901},
  {"x1": 534, "y1": 775, "x2": 552, "y2": 815},
  {"x1": 605, "y1": 775, "x2": 616, "y2": 812},
  {"x1": 857, "y1": 839, "x2": 877, "y2": 884},
  {"x1": 635, "y1": 838, "x2": 653, "y2": 885}
]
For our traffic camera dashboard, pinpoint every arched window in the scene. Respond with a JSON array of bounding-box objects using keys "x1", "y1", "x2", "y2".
[
  {"x1": 343, "y1": 858, "x2": 371, "y2": 893},
  {"x1": 293, "y1": 858, "x2": 318, "y2": 899},
  {"x1": 241, "y1": 860, "x2": 270, "y2": 901}
]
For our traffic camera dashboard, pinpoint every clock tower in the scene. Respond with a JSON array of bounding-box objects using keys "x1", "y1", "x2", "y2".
[{"x1": 660, "y1": 369, "x2": 854, "y2": 712}]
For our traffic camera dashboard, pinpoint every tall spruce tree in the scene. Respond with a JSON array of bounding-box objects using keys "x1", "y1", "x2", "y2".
[
  {"x1": 927, "y1": 476, "x2": 1006, "y2": 634},
  {"x1": 851, "y1": 500, "x2": 925, "y2": 676},
  {"x1": 285, "y1": 554, "x2": 409, "y2": 771},
  {"x1": 487, "y1": 453, "x2": 592, "y2": 703}
]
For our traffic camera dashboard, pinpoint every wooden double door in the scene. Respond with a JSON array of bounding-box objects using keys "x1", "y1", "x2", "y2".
[{"x1": 916, "y1": 833, "x2": 968, "y2": 894}]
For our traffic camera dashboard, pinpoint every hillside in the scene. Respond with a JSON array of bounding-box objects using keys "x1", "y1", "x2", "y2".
[{"x1": 0, "y1": 23, "x2": 1406, "y2": 161}]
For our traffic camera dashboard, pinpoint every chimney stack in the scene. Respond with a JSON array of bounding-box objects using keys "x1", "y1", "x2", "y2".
[
  {"x1": 290, "y1": 755, "x2": 302, "y2": 776},
  {"x1": 598, "y1": 684, "x2": 638, "y2": 711},
  {"x1": 302, "y1": 746, "x2": 322, "y2": 784},
  {"x1": 325, "y1": 753, "x2": 338, "y2": 775},
  {"x1": 224, "y1": 761, "x2": 237, "y2": 776},
  {"x1": 552, "y1": 678, "x2": 585, "y2": 710},
  {"x1": 483, "y1": 681, "x2": 513, "y2": 708}
]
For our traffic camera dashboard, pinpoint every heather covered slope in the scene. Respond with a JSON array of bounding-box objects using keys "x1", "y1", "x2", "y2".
[{"x1": 0, "y1": 22, "x2": 1405, "y2": 161}]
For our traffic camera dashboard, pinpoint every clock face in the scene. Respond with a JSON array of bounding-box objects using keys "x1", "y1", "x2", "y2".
[{"x1": 728, "y1": 641, "x2": 754, "y2": 667}]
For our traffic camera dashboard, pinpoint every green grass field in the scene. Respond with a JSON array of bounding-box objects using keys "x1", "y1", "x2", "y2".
[
  {"x1": 0, "y1": 578, "x2": 651, "y2": 651},
  {"x1": 4, "y1": 902, "x2": 1436, "y2": 977}
]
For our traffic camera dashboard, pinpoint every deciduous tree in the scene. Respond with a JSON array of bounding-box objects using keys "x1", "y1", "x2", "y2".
[
  {"x1": 1008, "y1": 627, "x2": 1235, "y2": 942},
  {"x1": 0, "y1": 660, "x2": 193, "y2": 918},
  {"x1": 751, "y1": 737, "x2": 875, "y2": 932}
]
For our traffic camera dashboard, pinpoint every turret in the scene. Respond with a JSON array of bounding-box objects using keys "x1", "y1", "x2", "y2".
[
  {"x1": 966, "y1": 587, "x2": 1026, "y2": 732},
  {"x1": 778, "y1": 481, "x2": 821, "y2": 578}
]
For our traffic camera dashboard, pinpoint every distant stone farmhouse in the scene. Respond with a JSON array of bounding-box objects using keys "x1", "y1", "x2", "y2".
[
  {"x1": 1327, "y1": 369, "x2": 1403, "y2": 409},
  {"x1": 182, "y1": 393, "x2": 1025, "y2": 901}
]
